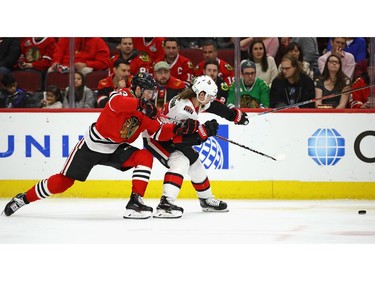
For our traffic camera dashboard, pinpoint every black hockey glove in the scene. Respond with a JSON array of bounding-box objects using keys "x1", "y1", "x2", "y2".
[
  {"x1": 233, "y1": 108, "x2": 249, "y2": 125},
  {"x1": 173, "y1": 118, "x2": 200, "y2": 135},
  {"x1": 198, "y1": 119, "x2": 219, "y2": 141},
  {"x1": 138, "y1": 98, "x2": 157, "y2": 119}
]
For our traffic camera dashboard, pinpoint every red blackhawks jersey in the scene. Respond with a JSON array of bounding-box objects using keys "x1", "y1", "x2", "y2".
[
  {"x1": 85, "y1": 89, "x2": 176, "y2": 154},
  {"x1": 18, "y1": 37, "x2": 56, "y2": 70},
  {"x1": 154, "y1": 54, "x2": 195, "y2": 86},
  {"x1": 132, "y1": 37, "x2": 165, "y2": 62},
  {"x1": 52, "y1": 37, "x2": 110, "y2": 70},
  {"x1": 195, "y1": 58, "x2": 235, "y2": 85},
  {"x1": 350, "y1": 77, "x2": 370, "y2": 108},
  {"x1": 110, "y1": 52, "x2": 151, "y2": 75}
]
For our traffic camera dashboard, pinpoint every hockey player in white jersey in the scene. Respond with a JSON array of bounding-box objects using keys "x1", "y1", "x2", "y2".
[{"x1": 144, "y1": 75, "x2": 249, "y2": 218}]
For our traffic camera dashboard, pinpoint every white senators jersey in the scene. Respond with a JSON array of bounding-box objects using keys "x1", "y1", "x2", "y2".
[{"x1": 162, "y1": 96, "x2": 201, "y2": 123}]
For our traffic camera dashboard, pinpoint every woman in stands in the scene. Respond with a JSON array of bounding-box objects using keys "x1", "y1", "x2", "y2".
[{"x1": 63, "y1": 71, "x2": 95, "y2": 108}]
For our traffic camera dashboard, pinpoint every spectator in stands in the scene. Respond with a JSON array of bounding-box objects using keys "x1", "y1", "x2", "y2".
[
  {"x1": 240, "y1": 37, "x2": 279, "y2": 58},
  {"x1": 350, "y1": 66, "x2": 374, "y2": 109},
  {"x1": 40, "y1": 85, "x2": 63, "y2": 108},
  {"x1": 153, "y1": 61, "x2": 186, "y2": 109},
  {"x1": 326, "y1": 37, "x2": 367, "y2": 63},
  {"x1": 0, "y1": 38, "x2": 20, "y2": 75},
  {"x1": 270, "y1": 55, "x2": 315, "y2": 108},
  {"x1": 203, "y1": 59, "x2": 229, "y2": 104},
  {"x1": 97, "y1": 58, "x2": 132, "y2": 108},
  {"x1": 274, "y1": 37, "x2": 291, "y2": 66},
  {"x1": 48, "y1": 37, "x2": 110, "y2": 75},
  {"x1": 156, "y1": 37, "x2": 195, "y2": 86},
  {"x1": 195, "y1": 39, "x2": 234, "y2": 85},
  {"x1": 315, "y1": 54, "x2": 351, "y2": 109},
  {"x1": 353, "y1": 40, "x2": 370, "y2": 81},
  {"x1": 279, "y1": 42, "x2": 314, "y2": 79},
  {"x1": 63, "y1": 71, "x2": 95, "y2": 108},
  {"x1": 110, "y1": 37, "x2": 151, "y2": 76},
  {"x1": 131, "y1": 37, "x2": 165, "y2": 62},
  {"x1": 318, "y1": 37, "x2": 355, "y2": 80},
  {"x1": 248, "y1": 39, "x2": 278, "y2": 86},
  {"x1": 17, "y1": 37, "x2": 56, "y2": 73},
  {"x1": 227, "y1": 60, "x2": 270, "y2": 108},
  {"x1": 291, "y1": 37, "x2": 320, "y2": 76},
  {"x1": 0, "y1": 73, "x2": 29, "y2": 108}
]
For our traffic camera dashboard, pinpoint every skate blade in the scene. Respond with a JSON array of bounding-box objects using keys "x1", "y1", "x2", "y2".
[
  {"x1": 123, "y1": 209, "x2": 152, "y2": 219},
  {"x1": 153, "y1": 209, "x2": 182, "y2": 219},
  {"x1": 201, "y1": 208, "x2": 229, "y2": 213}
]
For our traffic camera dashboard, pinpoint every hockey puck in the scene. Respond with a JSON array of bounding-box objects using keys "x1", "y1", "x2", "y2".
[{"x1": 358, "y1": 210, "x2": 366, "y2": 215}]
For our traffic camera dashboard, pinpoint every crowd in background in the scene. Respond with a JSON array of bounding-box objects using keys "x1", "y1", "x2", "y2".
[{"x1": 0, "y1": 37, "x2": 373, "y2": 110}]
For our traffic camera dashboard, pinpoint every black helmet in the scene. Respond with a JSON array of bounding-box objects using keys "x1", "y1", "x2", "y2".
[{"x1": 131, "y1": 72, "x2": 157, "y2": 93}]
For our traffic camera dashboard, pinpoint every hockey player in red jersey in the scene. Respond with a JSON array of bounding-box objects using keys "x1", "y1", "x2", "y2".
[
  {"x1": 2, "y1": 73, "x2": 198, "y2": 219},
  {"x1": 144, "y1": 75, "x2": 249, "y2": 218}
]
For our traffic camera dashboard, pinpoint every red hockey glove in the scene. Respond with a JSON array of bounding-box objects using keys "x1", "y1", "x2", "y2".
[
  {"x1": 233, "y1": 108, "x2": 249, "y2": 125},
  {"x1": 138, "y1": 98, "x2": 157, "y2": 119},
  {"x1": 173, "y1": 118, "x2": 200, "y2": 135},
  {"x1": 198, "y1": 119, "x2": 219, "y2": 141}
]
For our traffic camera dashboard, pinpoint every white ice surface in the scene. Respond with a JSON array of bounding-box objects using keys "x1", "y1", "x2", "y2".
[
  {"x1": 1, "y1": 198, "x2": 374, "y2": 244},
  {"x1": 1, "y1": 198, "x2": 374, "y2": 281}
]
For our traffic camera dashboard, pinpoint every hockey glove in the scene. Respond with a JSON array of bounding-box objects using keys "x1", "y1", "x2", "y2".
[
  {"x1": 198, "y1": 119, "x2": 219, "y2": 141},
  {"x1": 138, "y1": 98, "x2": 157, "y2": 119},
  {"x1": 173, "y1": 118, "x2": 200, "y2": 135},
  {"x1": 233, "y1": 108, "x2": 249, "y2": 125}
]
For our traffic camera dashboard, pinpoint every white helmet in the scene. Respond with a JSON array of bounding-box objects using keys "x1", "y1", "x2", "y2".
[{"x1": 192, "y1": 75, "x2": 218, "y2": 104}]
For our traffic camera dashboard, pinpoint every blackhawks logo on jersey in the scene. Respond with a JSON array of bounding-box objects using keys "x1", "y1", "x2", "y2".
[
  {"x1": 119, "y1": 116, "x2": 140, "y2": 139},
  {"x1": 224, "y1": 64, "x2": 233, "y2": 71},
  {"x1": 139, "y1": 53, "x2": 150, "y2": 62}
]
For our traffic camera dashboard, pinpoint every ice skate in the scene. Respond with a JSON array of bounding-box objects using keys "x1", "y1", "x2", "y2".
[
  {"x1": 153, "y1": 196, "x2": 184, "y2": 219},
  {"x1": 2, "y1": 193, "x2": 29, "y2": 216},
  {"x1": 123, "y1": 192, "x2": 153, "y2": 219},
  {"x1": 199, "y1": 197, "x2": 228, "y2": 212}
]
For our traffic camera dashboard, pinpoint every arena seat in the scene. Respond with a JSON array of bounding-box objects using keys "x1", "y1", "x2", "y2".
[
  {"x1": 217, "y1": 48, "x2": 234, "y2": 66},
  {"x1": 85, "y1": 70, "x2": 108, "y2": 91},
  {"x1": 11, "y1": 70, "x2": 43, "y2": 93},
  {"x1": 179, "y1": 48, "x2": 202, "y2": 66},
  {"x1": 44, "y1": 72, "x2": 70, "y2": 92}
]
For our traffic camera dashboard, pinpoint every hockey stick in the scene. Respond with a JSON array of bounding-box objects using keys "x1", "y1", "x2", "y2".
[
  {"x1": 257, "y1": 84, "x2": 375, "y2": 116},
  {"x1": 157, "y1": 113, "x2": 280, "y2": 161},
  {"x1": 214, "y1": 135, "x2": 279, "y2": 161}
]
